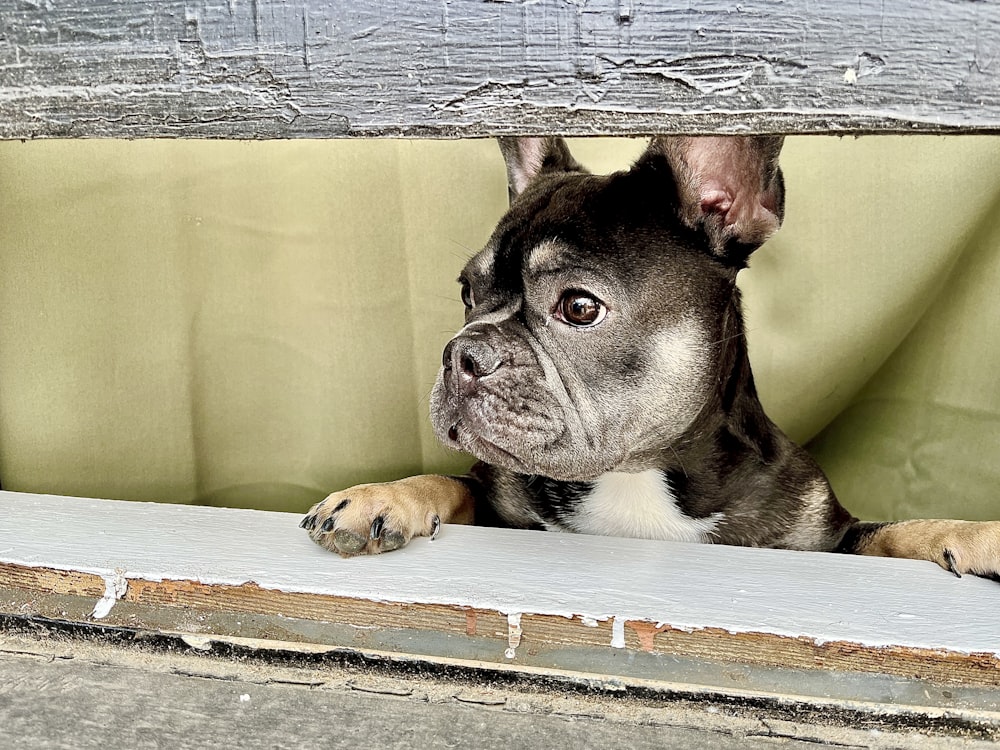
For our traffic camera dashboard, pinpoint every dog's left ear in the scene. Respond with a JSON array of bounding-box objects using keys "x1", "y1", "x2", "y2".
[
  {"x1": 640, "y1": 136, "x2": 785, "y2": 266},
  {"x1": 498, "y1": 137, "x2": 586, "y2": 201}
]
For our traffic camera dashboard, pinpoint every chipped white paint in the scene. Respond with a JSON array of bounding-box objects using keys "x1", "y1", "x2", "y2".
[
  {"x1": 611, "y1": 616, "x2": 626, "y2": 649},
  {"x1": 505, "y1": 613, "x2": 523, "y2": 659},
  {"x1": 90, "y1": 569, "x2": 128, "y2": 619},
  {"x1": 181, "y1": 635, "x2": 213, "y2": 651},
  {"x1": 1, "y1": 491, "x2": 999, "y2": 656},
  {"x1": 566, "y1": 469, "x2": 720, "y2": 542}
]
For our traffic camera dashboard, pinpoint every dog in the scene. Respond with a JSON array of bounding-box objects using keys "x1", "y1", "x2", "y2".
[{"x1": 301, "y1": 135, "x2": 1000, "y2": 580}]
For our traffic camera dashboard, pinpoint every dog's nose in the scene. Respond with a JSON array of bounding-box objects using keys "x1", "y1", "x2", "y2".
[{"x1": 443, "y1": 336, "x2": 502, "y2": 385}]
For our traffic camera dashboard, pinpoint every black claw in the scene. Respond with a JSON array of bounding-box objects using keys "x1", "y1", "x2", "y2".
[
  {"x1": 943, "y1": 548, "x2": 962, "y2": 578},
  {"x1": 370, "y1": 515, "x2": 385, "y2": 541},
  {"x1": 332, "y1": 498, "x2": 351, "y2": 514},
  {"x1": 298, "y1": 514, "x2": 314, "y2": 529},
  {"x1": 430, "y1": 515, "x2": 441, "y2": 540},
  {"x1": 321, "y1": 516, "x2": 336, "y2": 533}
]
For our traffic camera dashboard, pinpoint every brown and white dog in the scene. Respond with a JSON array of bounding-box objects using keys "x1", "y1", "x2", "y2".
[{"x1": 301, "y1": 136, "x2": 1000, "y2": 580}]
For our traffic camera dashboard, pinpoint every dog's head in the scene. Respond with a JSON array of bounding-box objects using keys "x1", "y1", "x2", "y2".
[{"x1": 430, "y1": 136, "x2": 784, "y2": 481}]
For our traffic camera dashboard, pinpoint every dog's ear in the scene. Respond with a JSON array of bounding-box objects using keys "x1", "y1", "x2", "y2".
[
  {"x1": 641, "y1": 136, "x2": 785, "y2": 266},
  {"x1": 498, "y1": 137, "x2": 586, "y2": 201}
]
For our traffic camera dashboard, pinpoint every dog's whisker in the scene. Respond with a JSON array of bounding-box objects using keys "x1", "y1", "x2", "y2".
[
  {"x1": 416, "y1": 385, "x2": 435, "y2": 408},
  {"x1": 667, "y1": 445, "x2": 689, "y2": 479},
  {"x1": 446, "y1": 237, "x2": 478, "y2": 260},
  {"x1": 696, "y1": 329, "x2": 750, "y2": 349}
]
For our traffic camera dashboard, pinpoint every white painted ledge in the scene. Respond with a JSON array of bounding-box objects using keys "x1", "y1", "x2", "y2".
[{"x1": 1, "y1": 490, "x2": 997, "y2": 657}]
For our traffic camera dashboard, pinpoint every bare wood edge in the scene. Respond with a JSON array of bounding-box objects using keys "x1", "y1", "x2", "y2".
[{"x1": 3, "y1": 561, "x2": 998, "y2": 689}]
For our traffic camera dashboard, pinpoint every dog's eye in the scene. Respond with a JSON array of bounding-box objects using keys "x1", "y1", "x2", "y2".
[
  {"x1": 460, "y1": 282, "x2": 475, "y2": 310},
  {"x1": 556, "y1": 291, "x2": 607, "y2": 327}
]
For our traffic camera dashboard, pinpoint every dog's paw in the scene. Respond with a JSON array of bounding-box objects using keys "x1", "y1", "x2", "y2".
[
  {"x1": 927, "y1": 521, "x2": 1000, "y2": 580},
  {"x1": 854, "y1": 519, "x2": 1000, "y2": 581},
  {"x1": 299, "y1": 475, "x2": 475, "y2": 557},
  {"x1": 301, "y1": 482, "x2": 439, "y2": 557}
]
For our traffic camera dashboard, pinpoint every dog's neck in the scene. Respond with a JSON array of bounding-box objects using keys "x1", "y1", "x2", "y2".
[{"x1": 692, "y1": 291, "x2": 779, "y2": 454}]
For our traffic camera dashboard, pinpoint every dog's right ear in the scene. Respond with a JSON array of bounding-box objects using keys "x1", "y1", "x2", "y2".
[
  {"x1": 498, "y1": 137, "x2": 586, "y2": 202},
  {"x1": 639, "y1": 136, "x2": 785, "y2": 267}
]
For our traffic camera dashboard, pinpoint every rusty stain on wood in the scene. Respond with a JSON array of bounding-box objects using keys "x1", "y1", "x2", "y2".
[{"x1": 628, "y1": 620, "x2": 669, "y2": 652}]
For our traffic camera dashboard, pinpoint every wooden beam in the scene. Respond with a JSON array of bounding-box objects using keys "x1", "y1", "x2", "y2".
[
  {"x1": 2, "y1": 489, "x2": 1000, "y2": 696},
  {"x1": 1, "y1": 0, "x2": 998, "y2": 139}
]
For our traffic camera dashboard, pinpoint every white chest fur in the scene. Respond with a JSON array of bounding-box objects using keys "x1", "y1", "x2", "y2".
[{"x1": 562, "y1": 469, "x2": 720, "y2": 543}]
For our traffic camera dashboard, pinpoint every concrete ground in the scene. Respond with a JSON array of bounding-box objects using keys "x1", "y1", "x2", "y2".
[{"x1": 0, "y1": 632, "x2": 996, "y2": 749}]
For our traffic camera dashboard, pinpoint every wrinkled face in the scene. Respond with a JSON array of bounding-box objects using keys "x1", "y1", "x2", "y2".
[{"x1": 429, "y1": 169, "x2": 736, "y2": 481}]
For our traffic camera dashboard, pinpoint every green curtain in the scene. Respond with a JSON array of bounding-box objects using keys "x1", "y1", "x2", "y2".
[{"x1": 1, "y1": 137, "x2": 998, "y2": 524}]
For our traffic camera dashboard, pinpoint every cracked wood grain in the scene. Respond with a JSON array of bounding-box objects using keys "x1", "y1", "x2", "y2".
[{"x1": 0, "y1": 0, "x2": 998, "y2": 139}]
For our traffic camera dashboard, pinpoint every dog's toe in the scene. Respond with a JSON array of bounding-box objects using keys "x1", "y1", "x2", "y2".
[
  {"x1": 332, "y1": 527, "x2": 368, "y2": 555},
  {"x1": 942, "y1": 548, "x2": 962, "y2": 578},
  {"x1": 850, "y1": 519, "x2": 1000, "y2": 581}
]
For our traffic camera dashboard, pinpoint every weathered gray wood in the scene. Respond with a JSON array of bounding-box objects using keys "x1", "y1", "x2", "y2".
[
  {"x1": 0, "y1": 650, "x2": 778, "y2": 750},
  {"x1": 1, "y1": 656, "x2": 720, "y2": 750},
  {"x1": 2, "y1": 636, "x2": 991, "y2": 749},
  {"x1": 1, "y1": 0, "x2": 998, "y2": 139}
]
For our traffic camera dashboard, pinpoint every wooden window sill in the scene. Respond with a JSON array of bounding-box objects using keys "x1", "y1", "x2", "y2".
[{"x1": 2, "y1": 489, "x2": 999, "y2": 741}]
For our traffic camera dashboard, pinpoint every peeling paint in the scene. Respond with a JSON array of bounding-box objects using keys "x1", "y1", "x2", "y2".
[
  {"x1": 4, "y1": 493, "x2": 1000, "y2": 659},
  {"x1": 610, "y1": 616, "x2": 626, "y2": 649},
  {"x1": 844, "y1": 51, "x2": 886, "y2": 85},
  {"x1": 505, "y1": 613, "x2": 522, "y2": 659},
  {"x1": 0, "y1": 0, "x2": 995, "y2": 138},
  {"x1": 599, "y1": 53, "x2": 804, "y2": 95},
  {"x1": 181, "y1": 634, "x2": 214, "y2": 651},
  {"x1": 90, "y1": 569, "x2": 128, "y2": 619},
  {"x1": 616, "y1": 0, "x2": 633, "y2": 25},
  {"x1": 350, "y1": 25, "x2": 381, "y2": 41}
]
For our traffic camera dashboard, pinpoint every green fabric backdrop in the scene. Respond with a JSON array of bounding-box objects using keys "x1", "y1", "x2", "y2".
[{"x1": 1, "y1": 137, "x2": 998, "y2": 523}]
